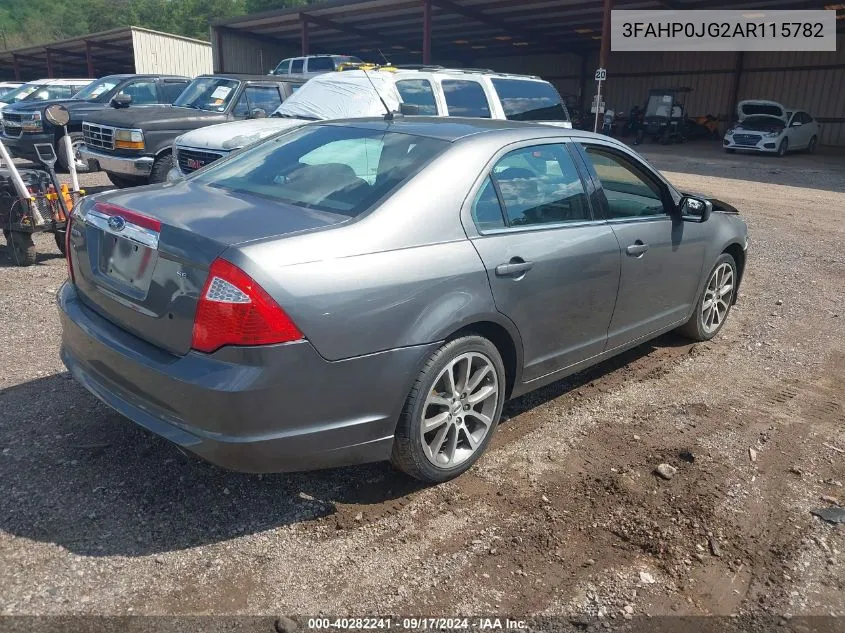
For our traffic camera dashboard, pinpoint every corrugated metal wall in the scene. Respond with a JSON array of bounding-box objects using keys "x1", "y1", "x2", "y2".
[
  {"x1": 132, "y1": 29, "x2": 213, "y2": 77},
  {"x1": 213, "y1": 29, "x2": 297, "y2": 75},
  {"x1": 477, "y1": 34, "x2": 845, "y2": 146}
]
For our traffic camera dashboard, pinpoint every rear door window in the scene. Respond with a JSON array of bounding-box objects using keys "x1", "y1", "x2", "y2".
[
  {"x1": 486, "y1": 144, "x2": 590, "y2": 227},
  {"x1": 396, "y1": 79, "x2": 438, "y2": 115},
  {"x1": 441, "y1": 80, "x2": 491, "y2": 118},
  {"x1": 490, "y1": 78, "x2": 568, "y2": 121}
]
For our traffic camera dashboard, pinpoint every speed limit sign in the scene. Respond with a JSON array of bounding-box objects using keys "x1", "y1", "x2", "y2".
[{"x1": 595, "y1": 68, "x2": 607, "y2": 81}]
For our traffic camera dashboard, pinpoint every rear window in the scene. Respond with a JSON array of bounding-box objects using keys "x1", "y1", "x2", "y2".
[
  {"x1": 307, "y1": 57, "x2": 335, "y2": 72},
  {"x1": 442, "y1": 80, "x2": 491, "y2": 118},
  {"x1": 193, "y1": 125, "x2": 448, "y2": 217},
  {"x1": 396, "y1": 79, "x2": 438, "y2": 115},
  {"x1": 491, "y1": 79, "x2": 568, "y2": 121}
]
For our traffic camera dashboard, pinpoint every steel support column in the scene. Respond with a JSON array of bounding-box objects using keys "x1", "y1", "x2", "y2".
[
  {"x1": 599, "y1": 0, "x2": 613, "y2": 70},
  {"x1": 85, "y1": 40, "x2": 95, "y2": 77},
  {"x1": 12, "y1": 54, "x2": 21, "y2": 81},
  {"x1": 46, "y1": 49, "x2": 54, "y2": 78},
  {"x1": 422, "y1": 0, "x2": 432, "y2": 64},
  {"x1": 301, "y1": 16, "x2": 310, "y2": 56},
  {"x1": 727, "y1": 51, "x2": 744, "y2": 123},
  {"x1": 216, "y1": 28, "x2": 225, "y2": 72}
]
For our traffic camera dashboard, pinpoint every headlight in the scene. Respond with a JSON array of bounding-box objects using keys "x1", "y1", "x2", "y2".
[
  {"x1": 22, "y1": 112, "x2": 42, "y2": 132},
  {"x1": 764, "y1": 131, "x2": 780, "y2": 138},
  {"x1": 114, "y1": 128, "x2": 145, "y2": 150}
]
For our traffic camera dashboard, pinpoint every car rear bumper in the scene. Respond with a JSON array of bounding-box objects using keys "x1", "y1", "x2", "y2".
[
  {"x1": 58, "y1": 282, "x2": 433, "y2": 473},
  {"x1": 78, "y1": 146, "x2": 154, "y2": 177}
]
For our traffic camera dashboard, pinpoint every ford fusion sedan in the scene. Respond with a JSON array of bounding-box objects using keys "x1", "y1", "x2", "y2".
[
  {"x1": 723, "y1": 100, "x2": 819, "y2": 156},
  {"x1": 59, "y1": 118, "x2": 748, "y2": 483}
]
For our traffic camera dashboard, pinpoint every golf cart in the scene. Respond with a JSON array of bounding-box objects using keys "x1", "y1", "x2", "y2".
[{"x1": 636, "y1": 87, "x2": 691, "y2": 144}]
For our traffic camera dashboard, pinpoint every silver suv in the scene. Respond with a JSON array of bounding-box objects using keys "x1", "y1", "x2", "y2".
[{"x1": 270, "y1": 54, "x2": 364, "y2": 78}]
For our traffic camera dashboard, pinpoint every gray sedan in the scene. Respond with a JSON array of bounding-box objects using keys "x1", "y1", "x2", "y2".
[{"x1": 58, "y1": 118, "x2": 748, "y2": 483}]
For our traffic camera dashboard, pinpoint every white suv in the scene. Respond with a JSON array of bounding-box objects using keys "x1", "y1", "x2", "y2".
[
  {"x1": 0, "y1": 78, "x2": 92, "y2": 111},
  {"x1": 170, "y1": 66, "x2": 571, "y2": 179},
  {"x1": 271, "y1": 54, "x2": 365, "y2": 78}
]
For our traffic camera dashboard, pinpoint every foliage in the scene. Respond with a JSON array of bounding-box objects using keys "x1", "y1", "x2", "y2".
[{"x1": 0, "y1": 0, "x2": 322, "y2": 49}]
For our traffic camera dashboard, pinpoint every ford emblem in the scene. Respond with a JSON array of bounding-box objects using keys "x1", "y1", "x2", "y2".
[{"x1": 107, "y1": 216, "x2": 126, "y2": 232}]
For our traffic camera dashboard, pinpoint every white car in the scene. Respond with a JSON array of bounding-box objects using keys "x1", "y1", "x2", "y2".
[
  {"x1": 170, "y1": 66, "x2": 573, "y2": 180},
  {"x1": 723, "y1": 100, "x2": 820, "y2": 156},
  {"x1": 0, "y1": 82, "x2": 23, "y2": 99}
]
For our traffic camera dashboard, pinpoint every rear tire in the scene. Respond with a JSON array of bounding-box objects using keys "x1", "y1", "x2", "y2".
[
  {"x1": 8, "y1": 232, "x2": 36, "y2": 266},
  {"x1": 149, "y1": 153, "x2": 173, "y2": 184},
  {"x1": 391, "y1": 335, "x2": 505, "y2": 483},
  {"x1": 677, "y1": 253, "x2": 738, "y2": 342}
]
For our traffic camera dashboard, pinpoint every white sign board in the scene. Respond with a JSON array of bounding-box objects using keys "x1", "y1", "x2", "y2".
[{"x1": 595, "y1": 68, "x2": 607, "y2": 81}]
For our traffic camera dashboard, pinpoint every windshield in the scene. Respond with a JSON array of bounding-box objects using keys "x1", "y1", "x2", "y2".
[
  {"x1": 174, "y1": 77, "x2": 240, "y2": 112},
  {"x1": 0, "y1": 86, "x2": 20, "y2": 98},
  {"x1": 491, "y1": 79, "x2": 568, "y2": 121},
  {"x1": 193, "y1": 124, "x2": 448, "y2": 217},
  {"x1": 645, "y1": 94, "x2": 675, "y2": 118},
  {"x1": 73, "y1": 78, "x2": 120, "y2": 101},
  {"x1": 273, "y1": 73, "x2": 399, "y2": 121},
  {"x1": 1, "y1": 83, "x2": 43, "y2": 104},
  {"x1": 738, "y1": 116, "x2": 785, "y2": 130}
]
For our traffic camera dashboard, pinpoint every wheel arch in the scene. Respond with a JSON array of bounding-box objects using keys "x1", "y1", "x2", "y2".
[
  {"x1": 722, "y1": 242, "x2": 746, "y2": 304},
  {"x1": 443, "y1": 319, "x2": 523, "y2": 399}
]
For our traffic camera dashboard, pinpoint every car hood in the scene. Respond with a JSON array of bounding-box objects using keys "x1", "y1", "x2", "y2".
[
  {"x1": 176, "y1": 117, "x2": 307, "y2": 151},
  {"x1": 84, "y1": 105, "x2": 226, "y2": 131},
  {"x1": 737, "y1": 100, "x2": 788, "y2": 123}
]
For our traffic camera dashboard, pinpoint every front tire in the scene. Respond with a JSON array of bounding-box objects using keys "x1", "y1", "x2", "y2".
[
  {"x1": 725, "y1": 148, "x2": 736, "y2": 154},
  {"x1": 149, "y1": 153, "x2": 174, "y2": 184},
  {"x1": 8, "y1": 232, "x2": 37, "y2": 266},
  {"x1": 56, "y1": 132, "x2": 91, "y2": 173},
  {"x1": 777, "y1": 138, "x2": 789, "y2": 157},
  {"x1": 391, "y1": 335, "x2": 505, "y2": 483},
  {"x1": 107, "y1": 173, "x2": 144, "y2": 189},
  {"x1": 807, "y1": 136, "x2": 817, "y2": 154},
  {"x1": 677, "y1": 253, "x2": 738, "y2": 342}
]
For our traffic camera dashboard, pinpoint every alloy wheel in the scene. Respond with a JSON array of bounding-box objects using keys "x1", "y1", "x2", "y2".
[
  {"x1": 701, "y1": 262, "x2": 734, "y2": 335},
  {"x1": 420, "y1": 352, "x2": 499, "y2": 469}
]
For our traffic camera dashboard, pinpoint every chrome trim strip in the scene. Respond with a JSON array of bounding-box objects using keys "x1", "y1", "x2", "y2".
[{"x1": 86, "y1": 209, "x2": 159, "y2": 250}]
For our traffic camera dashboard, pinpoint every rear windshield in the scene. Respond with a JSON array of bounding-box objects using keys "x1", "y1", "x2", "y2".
[
  {"x1": 491, "y1": 79, "x2": 568, "y2": 121},
  {"x1": 174, "y1": 77, "x2": 240, "y2": 112},
  {"x1": 193, "y1": 124, "x2": 448, "y2": 217}
]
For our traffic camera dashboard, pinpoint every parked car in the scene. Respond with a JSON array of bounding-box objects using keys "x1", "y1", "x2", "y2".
[
  {"x1": 723, "y1": 100, "x2": 820, "y2": 156},
  {"x1": 1, "y1": 74, "x2": 189, "y2": 172},
  {"x1": 0, "y1": 78, "x2": 92, "y2": 111},
  {"x1": 169, "y1": 66, "x2": 573, "y2": 178},
  {"x1": 59, "y1": 118, "x2": 748, "y2": 483},
  {"x1": 78, "y1": 74, "x2": 305, "y2": 188},
  {"x1": 270, "y1": 54, "x2": 364, "y2": 77},
  {"x1": 0, "y1": 82, "x2": 23, "y2": 99}
]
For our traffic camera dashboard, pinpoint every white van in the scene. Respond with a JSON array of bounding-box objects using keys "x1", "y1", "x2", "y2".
[{"x1": 271, "y1": 54, "x2": 364, "y2": 78}]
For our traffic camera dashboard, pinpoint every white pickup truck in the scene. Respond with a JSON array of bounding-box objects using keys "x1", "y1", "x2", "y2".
[{"x1": 168, "y1": 66, "x2": 571, "y2": 180}]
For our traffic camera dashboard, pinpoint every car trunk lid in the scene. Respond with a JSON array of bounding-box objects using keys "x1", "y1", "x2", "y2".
[{"x1": 70, "y1": 182, "x2": 347, "y2": 355}]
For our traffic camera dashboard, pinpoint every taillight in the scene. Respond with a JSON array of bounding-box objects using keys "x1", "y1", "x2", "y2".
[
  {"x1": 65, "y1": 212, "x2": 74, "y2": 283},
  {"x1": 191, "y1": 258, "x2": 303, "y2": 353}
]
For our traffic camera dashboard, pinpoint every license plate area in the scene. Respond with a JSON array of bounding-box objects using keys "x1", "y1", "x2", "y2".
[{"x1": 85, "y1": 206, "x2": 160, "y2": 297}]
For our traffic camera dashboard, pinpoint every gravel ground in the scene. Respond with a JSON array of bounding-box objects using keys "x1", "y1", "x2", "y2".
[{"x1": 0, "y1": 144, "x2": 843, "y2": 626}]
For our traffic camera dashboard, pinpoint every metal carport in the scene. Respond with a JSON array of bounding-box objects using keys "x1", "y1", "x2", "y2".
[{"x1": 0, "y1": 27, "x2": 213, "y2": 82}]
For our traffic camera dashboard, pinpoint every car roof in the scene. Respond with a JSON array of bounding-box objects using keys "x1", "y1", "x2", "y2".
[
  {"x1": 320, "y1": 116, "x2": 600, "y2": 143},
  {"x1": 100, "y1": 73, "x2": 187, "y2": 80},
  {"x1": 201, "y1": 73, "x2": 306, "y2": 83}
]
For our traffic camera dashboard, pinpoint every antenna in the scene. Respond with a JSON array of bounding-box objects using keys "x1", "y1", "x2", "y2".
[
  {"x1": 377, "y1": 48, "x2": 390, "y2": 65},
  {"x1": 360, "y1": 67, "x2": 395, "y2": 121}
]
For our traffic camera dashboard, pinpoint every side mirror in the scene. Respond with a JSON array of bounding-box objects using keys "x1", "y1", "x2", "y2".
[
  {"x1": 679, "y1": 196, "x2": 712, "y2": 223},
  {"x1": 110, "y1": 93, "x2": 132, "y2": 108},
  {"x1": 44, "y1": 104, "x2": 70, "y2": 127},
  {"x1": 249, "y1": 108, "x2": 267, "y2": 119},
  {"x1": 399, "y1": 103, "x2": 422, "y2": 115}
]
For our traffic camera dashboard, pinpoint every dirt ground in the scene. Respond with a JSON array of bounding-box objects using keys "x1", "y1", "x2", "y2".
[{"x1": 0, "y1": 142, "x2": 843, "y2": 629}]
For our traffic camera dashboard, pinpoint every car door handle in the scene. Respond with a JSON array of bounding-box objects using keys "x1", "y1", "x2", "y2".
[
  {"x1": 495, "y1": 259, "x2": 534, "y2": 277},
  {"x1": 626, "y1": 241, "x2": 649, "y2": 257}
]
